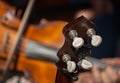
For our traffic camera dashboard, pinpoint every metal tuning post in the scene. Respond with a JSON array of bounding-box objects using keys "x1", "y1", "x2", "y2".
[
  {"x1": 62, "y1": 54, "x2": 76, "y2": 73},
  {"x1": 87, "y1": 28, "x2": 102, "y2": 47},
  {"x1": 69, "y1": 30, "x2": 84, "y2": 48}
]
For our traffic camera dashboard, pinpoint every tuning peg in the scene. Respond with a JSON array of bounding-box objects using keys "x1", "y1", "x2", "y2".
[
  {"x1": 69, "y1": 30, "x2": 84, "y2": 48},
  {"x1": 67, "y1": 61, "x2": 76, "y2": 73},
  {"x1": 91, "y1": 35, "x2": 102, "y2": 47},
  {"x1": 62, "y1": 54, "x2": 76, "y2": 73},
  {"x1": 72, "y1": 37, "x2": 84, "y2": 48},
  {"x1": 77, "y1": 59, "x2": 92, "y2": 70},
  {"x1": 87, "y1": 28, "x2": 102, "y2": 47},
  {"x1": 81, "y1": 59, "x2": 93, "y2": 70}
]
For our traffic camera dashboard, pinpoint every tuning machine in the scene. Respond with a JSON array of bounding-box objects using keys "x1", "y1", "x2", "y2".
[
  {"x1": 62, "y1": 54, "x2": 76, "y2": 73},
  {"x1": 69, "y1": 30, "x2": 84, "y2": 48},
  {"x1": 77, "y1": 59, "x2": 93, "y2": 70},
  {"x1": 87, "y1": 28, "x2": 102, "y2": 47}
]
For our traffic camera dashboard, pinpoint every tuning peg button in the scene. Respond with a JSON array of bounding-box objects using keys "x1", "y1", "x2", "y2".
[
  {"x1": 81, "y1": 59, "x2": 92, "y2": 70},
  {"x1": 78, "y1": 59, "x2": 92, "y2": 70},
  {"x1": 91, "y1": 35, "x2": 102, "y2": 47},
  {"x1": 77, "y1": 59, "x2": 93, "y2": 70},
  {"x1": 62, "y1": 54, "x2": 76, "y2": 73},
  {"x1": 87, "y1": 28, "x2": 102, "y2": 47},
  {"x1": 72, "y1": 37, "x2": 84, "y2": 48},
  {"x1": 67, "y1": 61, "x2": 76, "y2": 73}
]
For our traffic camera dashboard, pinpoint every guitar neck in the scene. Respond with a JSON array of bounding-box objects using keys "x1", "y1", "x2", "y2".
[
  {"x1": 56, "y1": 56, "x2": 120, "y2": 83},
  {"x1": 85, "y1": 56, "x2": 120, "y2": 71},
  {"x1": 24, "y1": 40, "x2": 120, "y2": 71}
]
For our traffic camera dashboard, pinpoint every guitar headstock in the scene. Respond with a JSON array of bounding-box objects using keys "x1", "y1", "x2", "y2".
[{"x1": 56, "y1": 16, "x2": 102, "y2": 81}]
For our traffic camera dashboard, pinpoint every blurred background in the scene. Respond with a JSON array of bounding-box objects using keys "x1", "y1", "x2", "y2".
[
  {"x1": 5, "y1": 0, "x2": 120, "y2": 58},
  {"x1": 0, "y1": 0, "x2": 120, "y2": 83},
  {"x1": 6, "y1": 0, "x2": 91, "y2": 23}
]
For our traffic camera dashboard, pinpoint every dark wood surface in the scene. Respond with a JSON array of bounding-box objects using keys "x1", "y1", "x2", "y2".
[{"x1": 56, "y1": 16, "x2": 96, "y2": 83}]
